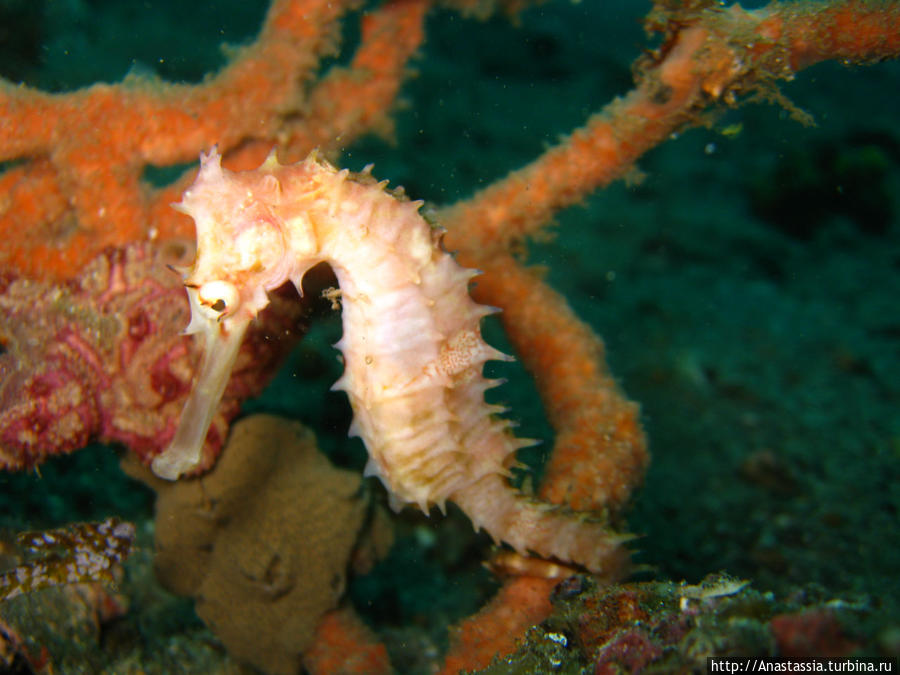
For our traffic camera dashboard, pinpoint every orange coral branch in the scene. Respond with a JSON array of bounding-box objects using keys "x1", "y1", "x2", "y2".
[
  {"x1": 438, "y1": 22, "x2": 722, "y2": 255},
  {"x1": 435, "y1": 1, "x2": 900, "y2": 524},
  {"x1": 304, "y1": 607, "x2": 393, "y2": 675},
  {"x1": 0, "y1": 0, "x2": 427, "y2": 281},
  {"x1": 284, "y1": 0, "x2": 430, "y2": 159},
  {"x1": 465, "y1": 255, "x2": 647, "y2": 515},
  {"x1": 441, "y1": 0, "x2": 900, "y2": 256},
  {"x1": 438, "y1": 576, "x2": 558, "y2": 675},
  {"x1": 754, "y1": 0, "x2": 900, "y2": 69}
]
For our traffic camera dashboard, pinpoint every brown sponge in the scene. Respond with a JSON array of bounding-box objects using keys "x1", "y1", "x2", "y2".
[{"x1": 124, "y1": 414, "x2": 390, "y2": 674}]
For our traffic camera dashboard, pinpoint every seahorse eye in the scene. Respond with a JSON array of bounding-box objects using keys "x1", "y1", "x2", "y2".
[{"x1": 197, "y1": 280, "x2": 240, "y2": 317}]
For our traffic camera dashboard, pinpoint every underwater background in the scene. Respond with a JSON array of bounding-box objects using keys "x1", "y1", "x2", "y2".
[{"x1": 0, "y1": 0, "x2": 898, "y2": 671}]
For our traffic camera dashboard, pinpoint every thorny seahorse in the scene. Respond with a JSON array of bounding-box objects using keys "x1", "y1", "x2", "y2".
[{"x1": 151, "y1": 148, "x2": 630, "y2": 576}]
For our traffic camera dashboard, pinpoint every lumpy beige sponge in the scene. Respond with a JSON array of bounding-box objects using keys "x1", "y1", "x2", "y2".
[{"x1": 125, "y1": 414, "x2": 391, "y2": 674}]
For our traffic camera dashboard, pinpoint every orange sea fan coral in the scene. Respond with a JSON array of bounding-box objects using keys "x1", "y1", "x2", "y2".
[
  {"x1": 0, "y1": 0, "x2": 427, "y2": 282},
  {"x1": 0, "y1": 0, "x2": 898, "y2": 669}
]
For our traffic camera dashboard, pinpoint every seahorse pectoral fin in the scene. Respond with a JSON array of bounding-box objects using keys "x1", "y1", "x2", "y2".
[{"x1": 151, "y1": 315, "x2": 250, "y2": 480}]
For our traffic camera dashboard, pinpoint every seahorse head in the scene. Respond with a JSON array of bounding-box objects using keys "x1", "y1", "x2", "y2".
[
  {"x1": 151, "y1": 148, "x2": 301, "y2": 480},
  {"x1": 178, "y1": 147, "x2": 297, "y2": 331},
  {"x1": 152, "y1": 148, "x2": 349, "y2": 479}
]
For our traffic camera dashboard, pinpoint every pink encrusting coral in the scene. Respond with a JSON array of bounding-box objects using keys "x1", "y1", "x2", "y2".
[
  {"x1": 152, "y1": 148, "x2": 631, "y2": 576},
  {"x1": 0, "y1": 244, "x2": 306, "y2": 471}
]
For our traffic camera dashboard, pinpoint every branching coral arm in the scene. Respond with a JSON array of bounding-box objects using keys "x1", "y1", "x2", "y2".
[
  {"x1": 281, "y1": 0, "x2": 430, "y2": 160},
  {"x1": 147, "y1": 0, "x2": 430, "y2": 248},
  {"x1": 465, "y1": 255, "x2": 647, "y2": 515},
  {"x1": 440, "y1": 0, "x2": 900, "y2": 258},
  {"x1": 0, "y1": 0, "x2": 424, "y2": 282}
]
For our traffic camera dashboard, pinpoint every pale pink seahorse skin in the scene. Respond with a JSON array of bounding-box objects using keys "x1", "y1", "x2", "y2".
[{"x1": 151, "y1": 148, "x2": 629, "y2": 575}]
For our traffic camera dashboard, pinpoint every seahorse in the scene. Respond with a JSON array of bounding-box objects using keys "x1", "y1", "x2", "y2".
[{"x1": 151, "y1": 148, "x2": 630, "y2": 576}]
